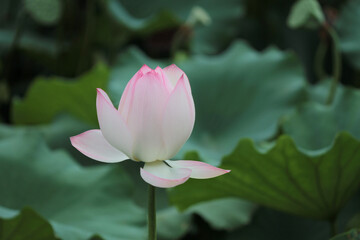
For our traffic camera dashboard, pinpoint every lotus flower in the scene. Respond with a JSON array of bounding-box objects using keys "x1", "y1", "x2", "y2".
[{"x1": 70, "y1": 64, "x2": 229, "y2": 188}]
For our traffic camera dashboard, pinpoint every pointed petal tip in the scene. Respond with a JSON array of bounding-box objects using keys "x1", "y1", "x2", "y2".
[
  {"x1": 140, "y1": 64, "x2": 152, "y2": 74},
  {"x1": 142, "y1": 68, "x2": 164, "y2": 82},
  {"x1": 178, "y1": 73, "x2": 185, "y2": 82},
  {"x1": 96, "y1": 88, "x2": 105, "y2": 95},
  {"x1": 96, "y1": 88, "x2": 113, "y2": 107},
  {"x1": 170, "y1": 73, "x2": 187, "y2": 92},
  {"x1": 219, "y1": 169, "x2": 231, "y2": 175},
  {"x1": 168, "y1": 63, "x2": 178, "y2": 68},
  {"x1": 69, "y1": 135, "x2": 77, "y2": 146}
]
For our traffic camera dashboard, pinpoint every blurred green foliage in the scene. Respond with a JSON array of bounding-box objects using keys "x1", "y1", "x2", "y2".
[
  {"x1": 1, "y1": 0, "x2": 360, "y2": 239},
  {"x1": 336, "y1": 0, "x2": 360, "y2": 70},
  {"x1": 330, "y1": 229, "x2": 360, "y2": 240},
  {"x1": 287, "y1": 0, "x2": 325, "y2": 29},
  {"x1": 0, "y1": 208, "x2": 58, "y2": 240},
  {"x1": 25, "y1": 0, "x2": 62, "y2": 26},
  {"x1": 12, "y1": 63, "x2": 108, "y2": 126}
]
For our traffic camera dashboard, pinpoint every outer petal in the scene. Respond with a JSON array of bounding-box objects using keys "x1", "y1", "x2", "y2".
[
  {"x1": 118, "y1": 71, "x2": 142, "y2": 119},
  {"x1": 140, "y1": 161, "x2": 192, "y2": 188},
  {"x1": 96, "y1": 88, "x2": 133, "y2": 157},
  {"x1": 166, "y1": 160, "x2": 230, "y2": 179},
  {"x1": 163, "y1": 64, "x2": 191, "y2": 92},
  {"x1": 70, "y1": 130, "x2": 128, "y2": 163},
  {"x1": 127, "y1": 71, "x2": 170, "y2": 162},
  {"x1": 119, "y1": 65, "x2": 151, "y2": 119},
  {"x1": 162, "y1": 75, "x2": 195, "y2": 158}
]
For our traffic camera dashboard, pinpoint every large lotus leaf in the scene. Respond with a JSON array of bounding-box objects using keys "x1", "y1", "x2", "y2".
[
  {"x1": 11, "y1": 62, "x2": 108, "y2": 126},
  {"x1": 170, "y1": 132, "x2": 360, "y2": 220},
  {"x1": 107, "y1": 0, "x2": 244, "y2": 53},
  {"x1": 282, "y1": 83, "x2": 360, "y2": 150},
  {"x1": 109, "y1": 41, "x2": 306, "y2": 164},
  {"x1": 336, "y1": 0, "x2": 360, "y2": 69},
  {"x1": 0, "y1": 128, "x2": 147, "y2": 240},
  {"x1": 226, "y1": 190, "x2": 360, "y2": 240},
  {"x1": 0, "y1": 115, "x2": 95, "y2": 166},
  {"x1": 0, "y1": 207, "x2": 58, "y2": 240}
]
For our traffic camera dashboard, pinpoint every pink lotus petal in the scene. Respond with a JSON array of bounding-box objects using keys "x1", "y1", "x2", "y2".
[
  {"x1": 140, "y1": 161, "x2": 192, "y2": 188},
  {"x1": 127, "y1": 71, "x2": 169, "y2": 162},
  {"x1": 70, "y1": 130, "x2": 128, "y2": 163},
  {"x1": 118, "y1": 70, "x2": 143, "y2": 117},
  {"x1": 163, "y1": 64, "x2": 191, "y2": 92},
  {"x1": 96, "y1": 88, "x2": 133, "y2": 157},
  {"x1": 166, "y1": 160, "x2": 230, "y2": 179},
  {"x1": 140, "y1": 64, "x2": 152, "y2": 74},
  {"x1": 162, "y1": 74, "x2": 195, "y2": 158},
  {"x1": 118, "y1": 65, "x2": 152, "y2": 118},
  {"x1": 154, "y1": 66, "x2": 173, "y2": 93}
]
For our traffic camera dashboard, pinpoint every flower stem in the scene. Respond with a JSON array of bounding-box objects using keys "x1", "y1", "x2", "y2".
[
  {"x1": 148, "y1": 184, "x2": 156, "y2": 240},
  {"x1": 326, "y1": 26, "x2": 342, "y2": 105}
]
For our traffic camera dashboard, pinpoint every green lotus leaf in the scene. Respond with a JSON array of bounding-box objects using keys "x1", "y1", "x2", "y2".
[
  {"x1": 283, "y1": 83, "x2": 360, "y2": 150},
  {"x1": 170, "y1": 132, "x2": 360, "y2": 221},
  {"x1": 0, "y1": 207, "x2": 58, "y2": 240},
  {"x1": 12, "y1": 62, "x2": 108, "y2": 126}
]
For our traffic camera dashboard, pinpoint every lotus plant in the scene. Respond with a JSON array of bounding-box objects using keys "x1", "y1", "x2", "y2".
[{"x1": 70, "y1": 64, "x2": 230, "y2": 239}]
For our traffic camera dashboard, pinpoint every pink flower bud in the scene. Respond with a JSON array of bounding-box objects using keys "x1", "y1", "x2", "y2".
[{"x1": 71, "y1": 64, "x2": 229, "y2": 188}]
